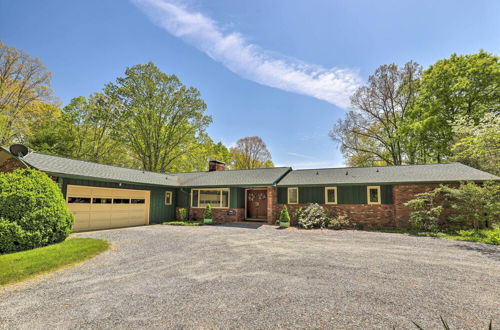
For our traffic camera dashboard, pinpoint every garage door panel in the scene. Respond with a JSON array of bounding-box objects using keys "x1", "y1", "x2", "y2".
[
  {"x1": 73, "y1": 213, "x2": 91, "y2": 231},
  {"x1": 67, "y1": 185, "x2": 149, "y2": 232}
]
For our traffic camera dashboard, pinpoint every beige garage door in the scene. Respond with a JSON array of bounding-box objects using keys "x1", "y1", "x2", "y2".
[{"x1": 66, "y1": 185, "x2": 150, "y2": 232}]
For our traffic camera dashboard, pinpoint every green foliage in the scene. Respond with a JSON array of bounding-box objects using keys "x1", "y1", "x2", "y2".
[
  {"x1": 405, "y1": 182, "x2": 500, "y2": 232},
  {"x1": 279, "y1": 206, "x2": 290, "y2": 228},
  {"x1": 203, "y1": 204, "x2": 213, "y2": 220},
  {"x1": 298, "y1": 203, "x2": 329, "y2": 229},
  {"x1": 0, "y1": 41, "x2": 56, "y2": 145},
  {"x1": 105, "y1": 62, "x2": 212, "y2": 172},
  {"x1": 178, "y1": 208, "x2": 188, "y2": 221},
  {"x1": 0, "y1": 169, "x2": 74, "y2": 253},
  {"x1": 0, "y1": 238, "x2": 109, "y2": 286},
  {"x1": 408, "y1": 50, "x2": 499, "y2": 162},
  {"x1": 451, "y1": 113, "x2": 500, "y2": 176},
  {"x1": 405, "y1": 189, "x2": 444, "y2": 232},
  {"x1": 327, "y1": 214, "x2": 352, "y2": 230},
  {"x1": 229, "y1": 136, "x2": 274, "y2": 169},
  {"x1": 369, "y1": 227, "x2": 500, "y2": 245},
  {"x1": 163, "y1": 221, "x2": 203, "y2": 226},
  {"x1": 445, "y1": 181, "x2": 499, "y2": 230},
  {"x1": 279, "y1": 206, "x2": 290, "y2": 222}
]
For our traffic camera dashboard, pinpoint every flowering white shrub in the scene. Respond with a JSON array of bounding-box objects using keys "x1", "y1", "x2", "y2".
[{"x1": 298, "y1": 203, "x2": 329, "y2": 229}]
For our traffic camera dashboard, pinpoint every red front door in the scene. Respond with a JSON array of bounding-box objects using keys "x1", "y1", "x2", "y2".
[{"x1": 246, "y1": 189, "x2": 268, "y2": 219}]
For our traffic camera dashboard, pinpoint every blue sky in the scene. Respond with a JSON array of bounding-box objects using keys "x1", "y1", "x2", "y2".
[{"x1": 1, "y1": 0, "x2": 499, "y2": 169}]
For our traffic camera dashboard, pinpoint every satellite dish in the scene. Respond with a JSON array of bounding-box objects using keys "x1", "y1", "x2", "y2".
[{"x1": 9, "y1": 144, "x2": 29, "y2": 157}]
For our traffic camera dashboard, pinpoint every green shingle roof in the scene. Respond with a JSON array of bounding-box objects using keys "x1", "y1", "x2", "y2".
[
  {"x1": 277, "y1": 163, "x2": 499, "y2": 186},
  {"x1": 21, "y1": 151, "x2": 180, "y2": 187},
  {"x1": 2, "y1": 148, "x2": 291, "y2": 187},
  {"x1": 174, "y1": 167, "x2": 291, "y2": 187},
  {"x1": 2, "y1": 147, "x2": 497, "y2": 187}
]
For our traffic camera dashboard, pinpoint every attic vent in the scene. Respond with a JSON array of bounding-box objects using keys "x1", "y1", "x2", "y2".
[
  {"x1": 376, "y1": 169, "x2": 379, "y2": 172},
  {"x1": 316, "y1": 171, "x2": 319, "y2": 175},
  {"x1": 346, "y1": 171, "x2": 348, "y2": 175}
]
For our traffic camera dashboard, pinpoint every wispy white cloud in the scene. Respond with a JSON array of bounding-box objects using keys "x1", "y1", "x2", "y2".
[
  {"x1": 132, "y1": 0, "x2": 362, "y2": 108},
  {"x1": 287, "y1": 152, "x2": 316, "y2": 160}
]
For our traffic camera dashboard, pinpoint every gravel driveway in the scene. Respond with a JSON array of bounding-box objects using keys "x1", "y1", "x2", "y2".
[{"x1": 1, "y1": 224, "x2": 499, "y2": 329}]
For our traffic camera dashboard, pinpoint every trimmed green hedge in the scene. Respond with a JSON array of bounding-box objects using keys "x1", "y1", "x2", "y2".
[{"x1": 0, "y1": 169, "x2": 74, "y2": 253}]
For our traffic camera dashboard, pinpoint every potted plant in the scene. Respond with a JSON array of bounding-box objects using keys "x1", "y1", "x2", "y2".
[
  {"x1": 279, "y1": 205, "x2": 290, "y2": 228},
  {"x1": 203, "y1": 204, "x2": 213, "y2": 224}
]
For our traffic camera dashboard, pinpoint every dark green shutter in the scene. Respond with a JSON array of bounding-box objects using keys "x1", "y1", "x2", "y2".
[
  {"x1": 380, "y1": 185, "x2": 393, "y2": 204},
  {"x1": 230, "y1": 187, "x2": 245, "y2": 208},
  {"x1": 277, "y1": 187, "x2": 288, "y2": 204},
  {"x1": 338, "y1": 186, "x2": 367, "y2": 204},
  {"x1": 298, "y1": 187, "x2": 324, "y2": 204}
]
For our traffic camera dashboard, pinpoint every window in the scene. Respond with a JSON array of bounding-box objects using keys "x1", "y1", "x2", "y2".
[
  {"x1": 367, "y1": 186, "x2": 381, "y2": 205},
  {"x1": 191, "y1": 188, "x2": 230, "y2": 208},
  {"x1": 287, "y1": 187, "x2": 298, "y2": 204},
  {"x1": 92, "y1": 198, "x2": 112, "y2": 204},
  {"x1": 68, "y1": 197, "x2": 91, "y2": 204},
  {"x1": 325, "y1": 187, "x2": 337, "y2": 204},
  {"x1": 113, "y1": 198, "x2": 130, "y2": 204},
  {"x1": 165, "y1": 191, "x2": 172, "y2": 205},
  {"x1": 131, "y1": 199, "x2": 145, "y2": 204}
]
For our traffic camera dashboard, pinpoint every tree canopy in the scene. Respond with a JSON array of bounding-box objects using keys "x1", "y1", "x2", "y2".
[
  {"x1": 229, "y1": 136, "x2": 274, "y2": 169},
  {"x1": 331, "y1": 50, "x2": 500, "y2": 169}
]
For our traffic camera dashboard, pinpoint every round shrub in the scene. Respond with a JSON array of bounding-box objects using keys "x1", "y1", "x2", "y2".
[
  {"x1": 0, "y1": 168, "x2": 74, "y2": 253},
  {"x1": 298, "y1": 203, "x2": 329, "y2": 229}
]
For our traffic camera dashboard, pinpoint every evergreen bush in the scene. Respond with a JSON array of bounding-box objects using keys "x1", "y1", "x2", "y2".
[{"x1": 0, "y1": 169, "x2": 74, "y2": 253}]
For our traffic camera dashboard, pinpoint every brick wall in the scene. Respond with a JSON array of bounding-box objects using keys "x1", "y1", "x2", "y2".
[
  {"x1": 273, "y1": 184, "x2": 448, "y2": 228},
  {"x1": 274, "y1": 203, "x2": 395, "y2": 227},
  {"x1": 266, "y1": 186, "x2": 277, "y2": 224},
  {"x1": 0, "y1": 157, "x2": 26, "y2": 173},
  {"x1": 393, "y1": 184, "x2": 441, "y2": 228},
  {"x1": 177, "y1": 207, "x2": 245, "y2": 223}
]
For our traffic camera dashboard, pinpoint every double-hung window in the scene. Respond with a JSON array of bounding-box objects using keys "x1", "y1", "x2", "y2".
[
  {"x1": 165, "y1": 191, "x2": 173, "y2": 205},
  {"x1": 324, "y1": 187, "x2": 337, "y2": 204},
  {"x1": 367, "y1": 186, "x2": 381, "y2": 205},
  {"x1": 191, "y1": 188, "x2": 229, "y2": 208},
  {"x1": 287, "y1": 187, "x2": 299, "y2": 204}
]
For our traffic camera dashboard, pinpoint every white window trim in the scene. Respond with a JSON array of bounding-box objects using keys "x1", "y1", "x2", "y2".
[
  {"x1": 367, "y1": 186, "x2": 381, "y2": 205},
  {"x1": 165, "y1": 191, "x2": 173, "y2": 205},
  {"x1": 324, "y1": 187, "x2": 337, "y2": 204},
  {"x1": 190, "y1": 188, "x2": 230, "y2": 209},
  {"x1": 287, "y1": 187, "x2": 299, "y2": 204}
]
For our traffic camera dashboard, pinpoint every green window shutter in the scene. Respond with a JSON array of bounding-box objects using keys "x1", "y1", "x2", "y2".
[
  {"x1": 298, "y1": 187, "x2": 324, "y2": 204},
  {"x1": 338, "y1": 186, "x2": 367, "y2": 204},
  {"x1": 230, "y1": 187, "x2": 245, "y2": 208},
  {"x1": 176, "y1": 188, "x2": 190, "y2": 208},
  {"x1": 380, "y1": 185, "x2": 393, "y2": 204},
  {"x1": 277, "y1": 187, "x2": 288, "y2": 204}
]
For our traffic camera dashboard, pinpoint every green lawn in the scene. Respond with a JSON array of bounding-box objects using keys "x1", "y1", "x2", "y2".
[
  {"x1": 369, "y1": 227, "x2": 500, "y2": 245},
  {"x1": 162, "y1": 221, "x2": 204, "y2": 226},
  {"x1": 0, "y1": 238, "x2": 110, "y2": 286}
]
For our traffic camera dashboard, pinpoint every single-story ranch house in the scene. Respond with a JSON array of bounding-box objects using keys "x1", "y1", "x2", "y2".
[{"x1": 1, "y1": 146, "x2": 498, "y2": 232}]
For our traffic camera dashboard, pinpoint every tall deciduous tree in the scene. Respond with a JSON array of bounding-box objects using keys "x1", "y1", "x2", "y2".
[
  {"x1": 330, "y1": 61, "x2": 422, "y2": 166},
  {"x1": 229, "y1": 136, "x2": 274, "y2": 169},
  {"x1": 0, "y1": 41, "x2": 57, "y2": 145},
  {"x1": 451, "y1": 113, "x2": 500, "y2": 176},
  {"x1": 408, "y1": 50, "x2": 500, "y2": 162},
  {"x1": 105, "y1": 62, "x2": 212, "y2": 172}
]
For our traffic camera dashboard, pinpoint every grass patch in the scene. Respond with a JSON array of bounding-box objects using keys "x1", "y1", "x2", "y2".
[
  {"x1": 369, "y1": 227, "x2": 500, "y2": 245},
  {"x1": 0, "y1": 238, "x2": 110, "y2": 286},
  {"x1": 162, "y1": 221, "x2": 204, "y2": 226}
]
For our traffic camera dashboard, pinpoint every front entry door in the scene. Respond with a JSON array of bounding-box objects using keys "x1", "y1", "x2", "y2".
[{"x1": 246, "y1": 189, "x2": 267, "y2": 219}]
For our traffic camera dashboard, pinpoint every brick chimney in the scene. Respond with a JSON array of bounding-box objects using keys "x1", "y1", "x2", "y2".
[{"x1": 208, "y1": 160, "x2": 226, "y2": 171}]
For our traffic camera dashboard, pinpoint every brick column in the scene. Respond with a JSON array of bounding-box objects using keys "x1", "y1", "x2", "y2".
[{"x1": 267, "y1": 186, "x2": 277, "y2": 224}]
